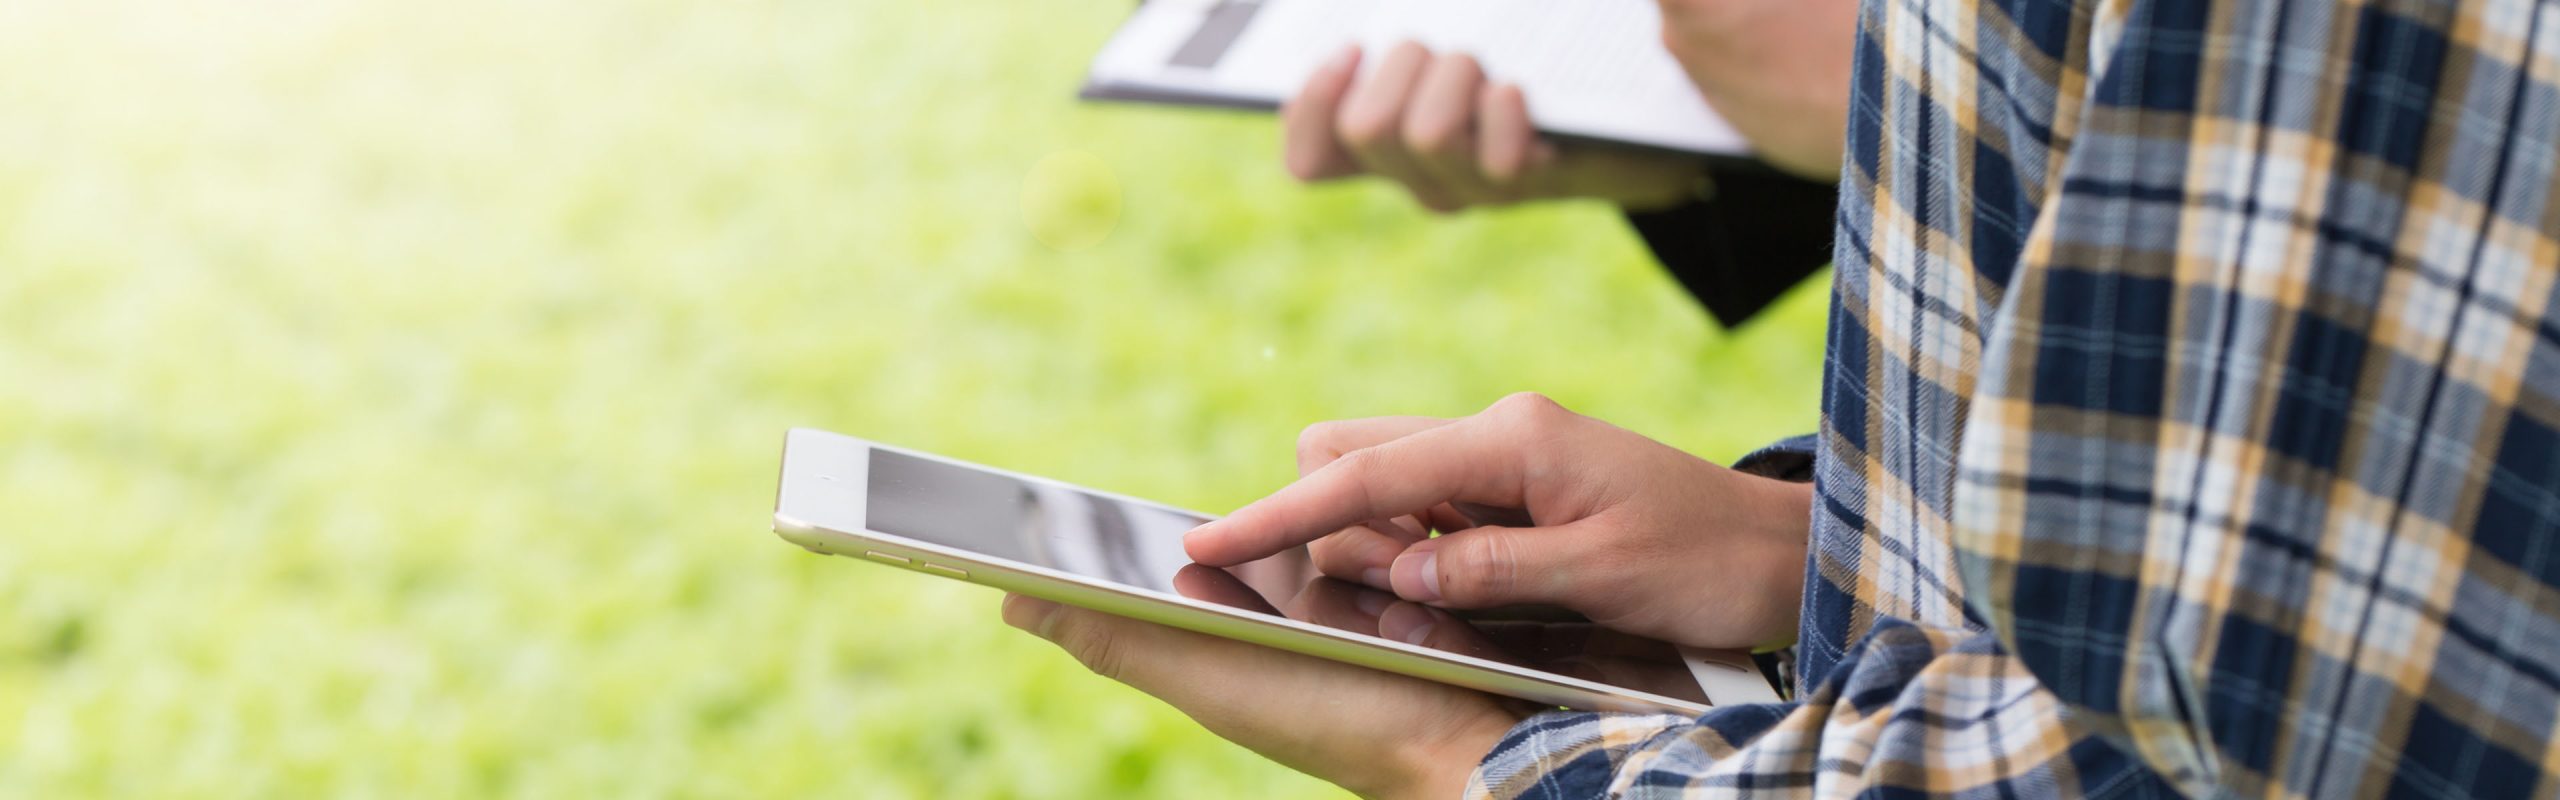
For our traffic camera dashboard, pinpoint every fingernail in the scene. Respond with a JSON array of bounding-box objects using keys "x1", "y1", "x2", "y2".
[
  {"x1": 1402, "y1": 621, "x2": 1436, "y2": 645},
  {"x1": 1332, "y1": 43, "x2": 1360, "y2": 69},
  {"x1": 1362, "y1": 567, "x2": 1390, "y2": 590},
  {"x1": 1394, "y1": 551, "x2": 1443, "y2": 603}
]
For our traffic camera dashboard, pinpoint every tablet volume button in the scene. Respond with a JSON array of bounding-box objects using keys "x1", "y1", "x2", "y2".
[
  {"x1": 862, "y1": 550, "x2": 911, "y2": 566},
  {"x1": 917, "y1": 563, "x2": 968, "y2": 579}
]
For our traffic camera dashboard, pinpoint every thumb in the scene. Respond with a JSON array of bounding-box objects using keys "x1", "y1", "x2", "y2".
[{"x1": 1387, "y1": 524, "x2": 1596, "y2": 609}]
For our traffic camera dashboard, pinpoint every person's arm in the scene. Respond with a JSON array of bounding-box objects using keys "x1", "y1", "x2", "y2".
[
  {"x1": 1013, "y1": 396, "x2": 2166, "y2": 798},
  {"x1": 1277, "y1": 0, "x2": 1858, "y2": 208},
  {"x1": 1276, "y1": 0, "x2": 1857, "y2": 326}
]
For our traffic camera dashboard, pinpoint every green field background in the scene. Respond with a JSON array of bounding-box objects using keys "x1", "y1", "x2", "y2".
[{"x1": 0, "y1": 1, "x2": 1828, "y2": 796}]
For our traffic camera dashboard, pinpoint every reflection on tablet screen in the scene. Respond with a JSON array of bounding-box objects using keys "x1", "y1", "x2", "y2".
[{"x1": 863, "y1": 448, "x2": 1707, "y2": 704}]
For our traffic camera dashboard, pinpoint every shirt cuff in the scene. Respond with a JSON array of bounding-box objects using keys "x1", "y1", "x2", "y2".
[
  {"x1": 1731, "y1": 434, "x2": 1818, "y2": 481},
  {"x1": 1464, "y1": 711, "x2": 1691, "y2": 800}
]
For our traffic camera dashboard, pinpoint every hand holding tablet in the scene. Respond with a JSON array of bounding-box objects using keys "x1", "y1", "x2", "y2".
[
  {"x1": 1185, "y1": 392, "x2": 1813, "y2": 653},
  {"x1": 773, "y1": 393, "x2": 1807, "y2": 714}
]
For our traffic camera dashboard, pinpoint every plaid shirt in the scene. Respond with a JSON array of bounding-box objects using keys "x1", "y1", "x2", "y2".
[{"x1": 1469, "y1": 0, "x2": 2560, "y2": 795}]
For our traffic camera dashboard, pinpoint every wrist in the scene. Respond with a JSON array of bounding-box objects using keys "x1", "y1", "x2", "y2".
[
  {"x1": 1730, "y1": 472, "x2": 1814, "y2": 650},
  {"x1": 1368, "y1": 710, "x2": 1518, "y2": 800}
]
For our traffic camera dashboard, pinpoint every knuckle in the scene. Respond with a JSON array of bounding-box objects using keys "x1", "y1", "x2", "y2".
[
  {"x1": 1055, "y1": 613, "x2": 1129, "y2": 682},
  {"x1": 1490, "y1": 391, "x2": 1567, "y2": 422},
  {"x1": 1337, "y1": 110, "x2": 1397, "y2": 150},
  {"x1": 1309, "y1": 533, "x2": 1353, "y2": 570},
  {"x1": 1448, "y1": 535, "x2": 1520, "y2": 602},
  {"x1": 1296, "y1": 421, "x2": 1345, "y2": 462},
  {"x1": 1402, "y1": 116, "x2": 1463, "y2": 158},
  {"x1": 1329, "y1": 448, "x2": 1389, "y2": 516},
  {"x1": 1310, "y1": 530, "x2": 1382, "y2": 575},
  {"x1": 1330, "y1": 445, "x2": 1382, "y2": 477}
]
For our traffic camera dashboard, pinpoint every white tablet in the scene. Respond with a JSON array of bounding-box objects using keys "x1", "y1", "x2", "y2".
[{"x1": 772, "y1": 428, "x2": 1781, "y2": 714}]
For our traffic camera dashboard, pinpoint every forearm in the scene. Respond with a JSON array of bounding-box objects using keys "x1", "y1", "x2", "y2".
[{"x1": 1372, "y1": 714, "x2": 1521, "y2": 800}]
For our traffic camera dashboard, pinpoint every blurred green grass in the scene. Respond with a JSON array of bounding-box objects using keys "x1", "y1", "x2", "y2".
[{"x1": 0, "y1": 0, "x2": 1827, "y2": 797}]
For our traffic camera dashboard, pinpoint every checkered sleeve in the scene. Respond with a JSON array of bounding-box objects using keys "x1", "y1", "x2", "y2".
[{"x1": 1470, "y1": 620, "x2": 2166, "y2": 798}]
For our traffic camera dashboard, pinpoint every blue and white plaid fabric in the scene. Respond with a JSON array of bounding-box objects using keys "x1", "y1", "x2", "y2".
[{"x1": 1469, "y1": 0, "x2": 2560, "y2": 795}]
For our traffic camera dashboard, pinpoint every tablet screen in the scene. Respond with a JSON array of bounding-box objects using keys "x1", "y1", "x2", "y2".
[{"x1": 863, "y1": 447, "x2": 1713, "y2": 704}]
